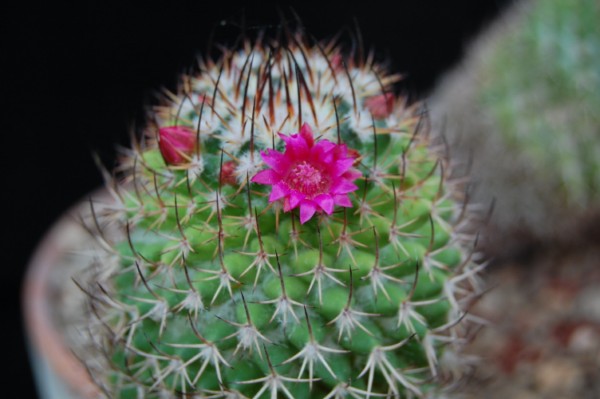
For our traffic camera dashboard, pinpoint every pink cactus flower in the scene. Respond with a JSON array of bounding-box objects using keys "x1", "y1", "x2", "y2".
[
  {"x1": 158, "y1": 126, "x2": 196, "y2": 165},
  {"x1": 252, "y1": 123, "x2": 361, "y2": 224},
  {"x1": 364, "y1": 92, "x2": 395, "y2": 119}
]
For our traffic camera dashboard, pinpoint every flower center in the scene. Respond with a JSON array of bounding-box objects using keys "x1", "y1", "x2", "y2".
[{"x1": 287, "y1": 161, "x2": 328, "y2": 197}]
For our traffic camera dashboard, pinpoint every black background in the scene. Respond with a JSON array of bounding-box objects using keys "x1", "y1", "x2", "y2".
[{"x1": 6, "y1": 2, "x2": 509, "y2": 397}]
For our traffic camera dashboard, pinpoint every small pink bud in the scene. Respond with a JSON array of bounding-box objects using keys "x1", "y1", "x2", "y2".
[
  {"x1": 365, "y1": 93, "x2": 395, "y2": 119},
  {"x1": 158, "y1": 126, "x2": 196, "y2": 165},
  {"x1": 330, "y1": 53, "x2": 344, "y2": 71},
  {"x1": 198, "y1": 93, "x2": 210, "y2": 104},
  {"x1": 219, "y1": 161, "x2": 237, "y2": 186}
]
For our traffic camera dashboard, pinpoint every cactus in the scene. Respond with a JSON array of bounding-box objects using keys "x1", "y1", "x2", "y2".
[
  {"x1": 83, "y1": 31, "x2": 482, "y2": 399},
  {"x1": 430, "y1": 0, "x2": 600, "y2": 247}
]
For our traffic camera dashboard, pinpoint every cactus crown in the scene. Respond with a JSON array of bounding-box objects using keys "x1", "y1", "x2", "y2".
[{"x1": 84, "y1": 30, "x2": 481, "y2": 399}]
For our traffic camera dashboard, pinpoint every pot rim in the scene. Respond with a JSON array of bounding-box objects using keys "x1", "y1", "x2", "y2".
[{"x1": 23, "y1": 193, "x2": 102, "y2": 399}]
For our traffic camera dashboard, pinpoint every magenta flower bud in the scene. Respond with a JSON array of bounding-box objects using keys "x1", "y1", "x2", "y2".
[
  {"x1": 364, "y1": 93, "x2": 395, "y2": 119},
  {"x1": 251, "y1": 123, "x2": 361, "y2": 224},
  {"x1": 158, "y1": 126, "x2": 196, "y2": 165},
  {"x1": 219, "y1": 161, "x2": 237, "y2": 186}
]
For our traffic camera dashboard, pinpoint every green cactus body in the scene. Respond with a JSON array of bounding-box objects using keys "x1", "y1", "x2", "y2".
[{"x1": 87, "y1": 33, "x2": 480, "y2": 398}]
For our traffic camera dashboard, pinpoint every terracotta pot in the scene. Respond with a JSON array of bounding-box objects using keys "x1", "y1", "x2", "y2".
[{"x1": 23, "y1": 194, "x2": 102, "y2": 399}]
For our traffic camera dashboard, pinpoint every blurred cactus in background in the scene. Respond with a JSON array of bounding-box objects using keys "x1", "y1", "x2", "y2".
[{"x1": 430, "y1": 0, "x2": 600, "y2": 254}]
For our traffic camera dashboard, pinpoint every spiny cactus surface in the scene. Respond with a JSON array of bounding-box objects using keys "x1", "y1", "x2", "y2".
[{"x1": 85, "y1": 32, "x2": 481, "y2": 399}]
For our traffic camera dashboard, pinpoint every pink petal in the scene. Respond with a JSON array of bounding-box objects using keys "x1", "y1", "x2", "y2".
[
  {"x1": 312, "y1": 140, "x2": 336, "y2": 155},
  {"x1": 299, "y1": 201, "x2": 317, "y2": 224},
  {"x1": 313, "y1": 194, "x2": 334, "y2": 214},
  {"x1": 299, "y1": 123, "x2": 315, "y2": 147},
  {"x1": 343, "y1": 169, "x2": 362, "y2": 180},
  {"x1": 330, "y1": 179, "x2": 359, "y2": 194},
  {"x1": 334, "y1": 194, "x2": 353, "y2": 207},
  {"x1": 279, "y1": 132, "x2": 310, "y2": 160},
  {"x1": 251, "y1": 169, "x2": 281, "y2": 185},
  {"x1": 330, "y1": 158, "x2": 355, "y2": 176},
  {"x1": 313, "y1": 151, "x2": 334, "y2": 166},
  {"x1": 278, "y1": 132, "x2": 293, "y2": 144},
  {"x1": 334, "y1": 144, "x2": 349, "y2": 157},
  {"x1": 311, "y1": 141, "x2": 336, "y2": 165},
  {"x1": 261, "y1": 149, "x2": 291, "y2": 174},
  {"x1": 269, "y1": 183, "x2": 289, "y2": 202},
  {"x1": 288, "y1": 191, "x2": 305, "y2": 209}
]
